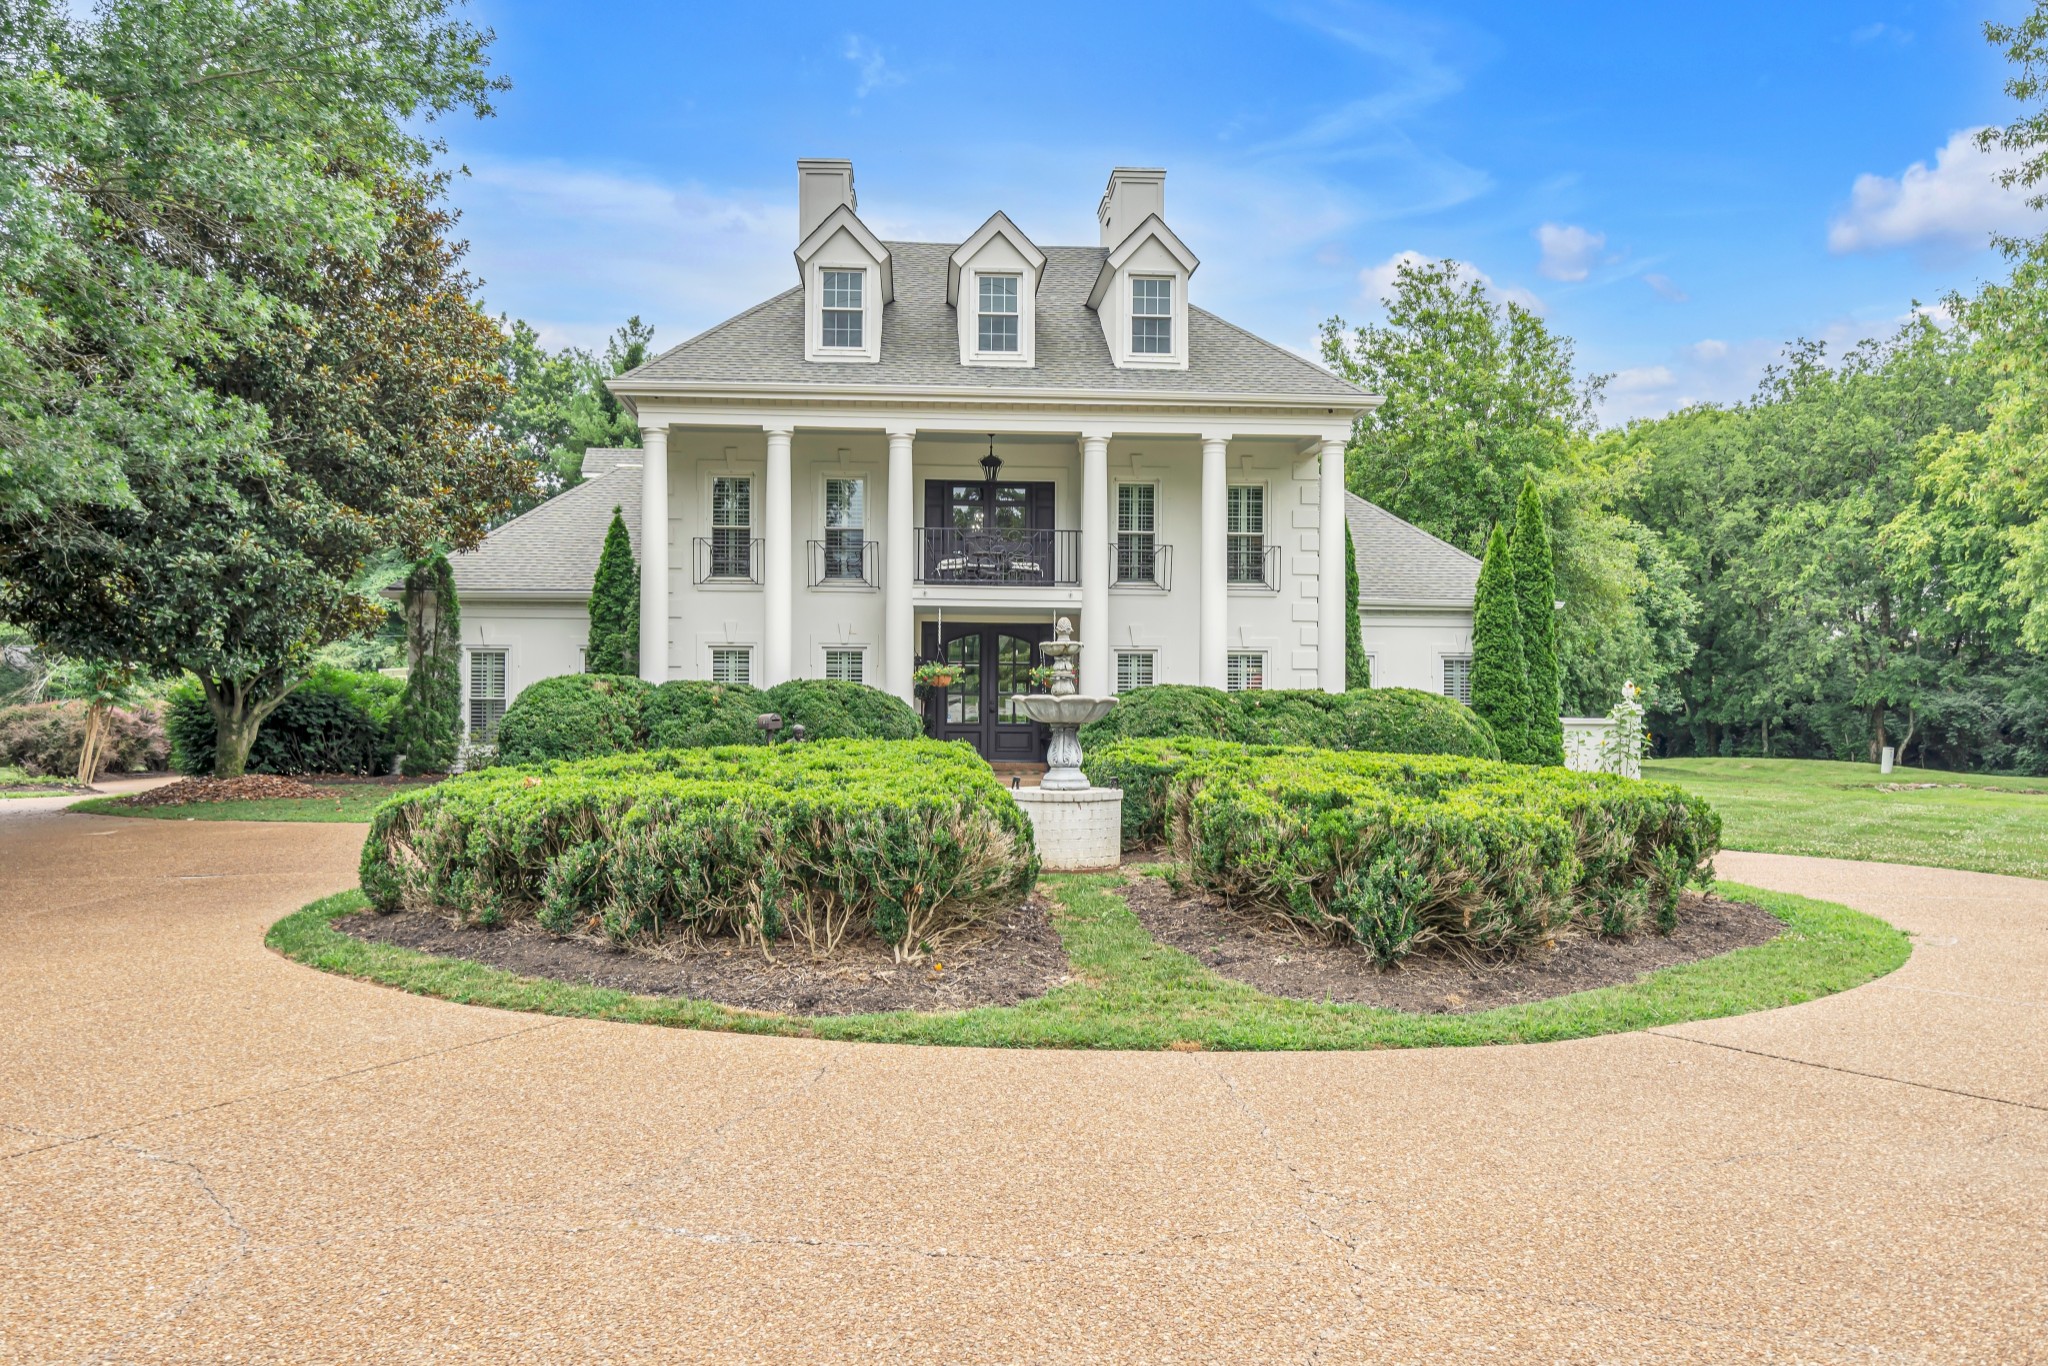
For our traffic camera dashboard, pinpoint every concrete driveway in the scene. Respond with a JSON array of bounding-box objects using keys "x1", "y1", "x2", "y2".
[{"x1": 1, "y1": 801, "x2": 2042, "y2": 1363}]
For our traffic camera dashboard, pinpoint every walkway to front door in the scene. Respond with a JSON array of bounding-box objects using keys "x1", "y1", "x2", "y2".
[{"x1": 919, "y1": 622, "x2": 1051, "y2": 762}]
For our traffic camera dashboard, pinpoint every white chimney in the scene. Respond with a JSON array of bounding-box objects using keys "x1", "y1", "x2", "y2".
[
  {"x1": 797, "y1": 158, "x2": 857, "y2": 241},
  {"x1": 1097, "y1": 167, "x2": 1166, "y2": 247}
]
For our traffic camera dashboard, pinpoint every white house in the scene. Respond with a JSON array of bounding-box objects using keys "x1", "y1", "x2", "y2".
[{"x1": 449, "y1": 161, "x2": 1477, "y2": 762}]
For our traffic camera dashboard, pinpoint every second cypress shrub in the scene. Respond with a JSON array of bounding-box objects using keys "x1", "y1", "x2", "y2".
[
  {"x1": 1470, "y1": 522, "x2": 1534, "y2": 763},
  {"x1": 1510, "y1": 480, "x2": 1563, "y2": 766}
]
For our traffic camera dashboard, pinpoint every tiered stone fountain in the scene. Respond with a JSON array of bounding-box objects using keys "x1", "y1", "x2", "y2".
[{"x1": 1010, "y1": 618, "x2": 1123, "y2": 870}]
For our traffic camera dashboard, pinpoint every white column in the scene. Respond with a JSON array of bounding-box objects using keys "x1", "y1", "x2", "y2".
[
  {"x1": 1080, "y1": 431, "x2": 1111, "y2": 698},
  {"x1": 637, "y1": 423, "x2": 669, "y2": 684},
  {"x1": 1199, "y1": 433, "x2": 1229, "y2": 690},
  {"x1": 885, "y1": 429, "x2": 916, "y2": 703},
  {"x1": 763, "y1": 426, "x2": 794, "y2": 685},
  {"x1": 1318, "y1": 436, "x2": 1348, "y2": 693}
]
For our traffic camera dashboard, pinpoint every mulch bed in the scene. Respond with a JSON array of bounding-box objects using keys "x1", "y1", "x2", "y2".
[
  {"x1": 1122, "y1": 876, "x2": 1784, "y2": 1014},
  {"x1": 116, "y1": 775, "x2": 330, "y2": 807},
  {"x1": 336, "y1": 895, "x2": 1071, "y2": 1017}
]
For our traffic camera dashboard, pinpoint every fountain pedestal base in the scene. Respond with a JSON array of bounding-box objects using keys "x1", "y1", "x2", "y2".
[{"x1": 1012, "y1": 786, "x2": 1123, "y2": 872}]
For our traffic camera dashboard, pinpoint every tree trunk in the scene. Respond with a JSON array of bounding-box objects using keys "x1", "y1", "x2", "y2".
[
  {"x1": 75, "y1": 701, "x2": 108, "y2": 787},
  {"x1": 1761, "y1": 715, "x2": 1771, "y2": 757},
  {"x1": 1898, "y1": 707, "x2": 1918, "y2": 767},
  {"x1": 1869, "y1": 705, "x2": 1889, "y2": 764},
  {"x1": 201, "y1": 678, "x2": 290, "y2": 779}
]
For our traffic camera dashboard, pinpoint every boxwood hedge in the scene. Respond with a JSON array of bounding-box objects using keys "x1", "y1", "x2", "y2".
[
  {"x1": 1079, "y1": 684, "x2": 1498, "y2": 760},
  {"x1": 1094, "y1": 738, "x2": 1718, "y2": 963},
  {"x1": 360, "y1": 739, "x2": 1036, "y2": 960},
  {"x1": 493, "y1": 673, "x2": 650, "y2": 765},
  {"x1": 499, "y1": 674, "x2": 923, "y2": 761}
]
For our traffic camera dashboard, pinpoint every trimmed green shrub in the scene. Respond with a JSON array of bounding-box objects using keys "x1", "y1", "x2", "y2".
[
  {"x1": 761, "y1": 678, "x2": 923, "y2": 742},
  {"x1": 1143, "y1": 743, "x2": 1718, "y2": 963},
  {"x1": 1345, "y1": 521, "x2": 1369, "y2": 689},
  {"x1": 1471, "y1": 522, "x2": 1534, "y2": 763},
  {"x1": 643, "y1": 679, "x2": 761, "y2": 749},
  {"x1": 0, "y1": 701, "x2": 167, "y2": 778},
  {"x1": 391, "y1": 555, "x2": 461, "y2": 775},
  {"x1": 1077, "y1": 684, "x2": 1237, "y2": 747},
  {"x1": 493, "y1": 673, "x2": 650, "y2": 765},
  {"x1": 1325, "y1": 687, "x2": 1499, "y2": 759},
  {"x1": 166, "y1": 668, "x2": 401, "y2": 775},
  {"x1": 1080, "y1": 685, "x2": 1498, "y2": 776},
  {"x1": 585, "y1": 506, "x2": 639, "y2": 676},
  {"x1": 360, "y1": 740, "x2": 1037, "y2": 960},
  {"x1": 1510, "y1": 479, "x2": 1564, "y2": 766}
]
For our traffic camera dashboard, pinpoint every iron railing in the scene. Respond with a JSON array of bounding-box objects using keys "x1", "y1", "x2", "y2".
[
  {"x1": 1226, "y1": 538, "x2": 1280, "y2": 590},
  {"x1": 808, "y1": 537, "x2": 879, "y2": 588},
  {"x1": 692, "y1": 535, "x2": 762, "y2": 585},
  {"x1": 916, "y1": 528, "x2": 1080, "y2": 586},
  {"x1": 1112, "y1": 538, "x2": 1172, "y2": 589}
]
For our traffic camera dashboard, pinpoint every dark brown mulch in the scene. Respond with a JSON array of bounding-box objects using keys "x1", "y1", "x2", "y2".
[
  {"x1": 118, "y1": 775, "x2": 329, "y2": 807},
  {"x1": 1122, "y1": 876, "x2": 1784, "y2": 1014},
  {"x1": 336, "y1": 896, "x2": 1071, "y2": 1017}
]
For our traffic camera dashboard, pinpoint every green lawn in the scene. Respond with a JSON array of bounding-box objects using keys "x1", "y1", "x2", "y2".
[
  {"x1": 72, "y1": 783, "x2": 429, "y2": 823},
  {"x1": 0, "y1": 765, "x2": 85, "y2": 797},
  {"x1": 269, "y1": 872, "x2": 1907, "y2": 1051},
  {"x1": 1644, "y1": 757, "x2": 2048, "y2": 880}
]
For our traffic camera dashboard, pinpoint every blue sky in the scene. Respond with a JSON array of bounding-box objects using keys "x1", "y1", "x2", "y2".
[{"x1": 439, "y1": 0, "x2": 2043, "y2": 422}]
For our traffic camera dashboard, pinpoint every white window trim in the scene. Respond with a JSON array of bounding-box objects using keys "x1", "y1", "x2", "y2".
[
  {"x1": 463, "y1": 645, "x2": 511, "y2": 741},
  {"x1": 804, "y1": 259, "x2": 881, "y2": 364},
  {"x1": 696, "y1": 466, "x2": 762, "y2": 591},
  {"x1": 1225, "y1": 650, "x2": 1266, "y2": 694},
  {"x1": 1111, "y1": 479, "x2": 1163, "y2": 590},
  {"x1": 1112, "y1": 649, "x2": 1157, "y2": 694},
  {"x1": 973, "y1": 272, "x2": 1021, "y2": 358},
  {"x1": 1225, "y1": 479, "x2": 1276, "y2": 594},
  {"x1": 815, "y1": 470, "x2": 874, "y2": 590},
  {"x1": 708, "y1": 644, "x2": 756, "y2": 687},
  {"x1": 962, "y1": 267, "x2": 1035, "y2": 368},
  {"x1": 1113, "y1": 269, "x2": 1188, "y2": 370},
  {"x1": 821, "y1": 644, "x2": 868, "y2": 684}
]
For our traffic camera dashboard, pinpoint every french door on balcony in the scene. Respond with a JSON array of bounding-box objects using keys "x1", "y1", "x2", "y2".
[
  {"x1": 921, "y1": 480, "x2": 1056, "y2": 585},
  {"x1": 919, "y1": 622, "x2": 1053, "y2": 763}
]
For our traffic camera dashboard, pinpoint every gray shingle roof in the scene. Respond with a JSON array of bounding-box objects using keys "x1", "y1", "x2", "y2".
[
  {"x1": 449, "y1": 459, "x2": 640, "y2": 597},
  {"x1": 619, "y1": 242, "x2": 1367, "y2": 402},
  {"x1": 1345, "y1": 493, "x2": 1479, "y2": 609}
]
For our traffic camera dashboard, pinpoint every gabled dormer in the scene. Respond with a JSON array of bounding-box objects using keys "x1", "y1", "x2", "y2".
[
  {"x1": 1086, "y1": 168, "x2": 1199, "y2": 371},
  {"x1": 793, "y1": 158, "x2": 892, "y2": 365},
  {"x1": 947, "y1": 212, "x2": 1045, "y2": 368}
]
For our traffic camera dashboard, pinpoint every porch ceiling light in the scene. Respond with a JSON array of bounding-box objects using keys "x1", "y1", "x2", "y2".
[{"x1": 980, "y1": 435, "x2": 1002, "y2": 482}]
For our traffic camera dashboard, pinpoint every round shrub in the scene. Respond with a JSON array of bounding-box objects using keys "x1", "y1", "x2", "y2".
[
  {"x1": 493, "y1": 673, "x2": 650, "y2": 765},
  {"x1": 361, "y1": 740, "x2": 1038, "y2": 960},
  {"x1": 1324, "y1": 688, "x2": 1499, "y2": 760},
  {"x1": 166, "y1": 667, "x2": 401, "y2": 776},
  {"x1": 761, "y1": 678, "x2": 922, "y2": 741},
  {"x1": 1226, "y1": 690, "x2": 1341, "y2": 748},
  {"x1": 1077, "y1": 684, "x2": 1235, "y2": 748},
  {"x1": 643, "y1": 679, "x2": 761, "y2": 749}
]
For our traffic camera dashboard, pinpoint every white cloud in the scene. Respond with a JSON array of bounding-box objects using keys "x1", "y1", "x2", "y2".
[
  {"x1": 1610, "y1": 365, "x2": 1675, "y2": 395},
  {"x1": 1851, "y1": 21, "x2": 1911, "y2": 45},
  {"x1": 842, "y1": 35, "x2": 904, "y2": 98},
  {"x1": 1534, "y1": 222, "x2": 1605, "y2": 281},
  {"x1": 1642, "y1": 272, "x2": 1689, "y2": 303},
  {"x1": 1358, "y1": 249, "x2": 1545, "y2": 315},
  {"x1": 1686, "y1": 338, "x2": 1728, "y2": 362},
  {"x1": 1827, "y1": 127, "x2": 2035, "y2": 254}
]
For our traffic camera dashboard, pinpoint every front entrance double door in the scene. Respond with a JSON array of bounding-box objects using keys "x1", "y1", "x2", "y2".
[{"x1": 920, "y1": 622, "x2": 1052, "y2": 763}]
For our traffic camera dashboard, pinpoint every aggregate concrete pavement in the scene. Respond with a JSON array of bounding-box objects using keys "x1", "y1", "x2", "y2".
[{"x1": 1, "y1": 800, "x2": 2042, "y2": 1364}]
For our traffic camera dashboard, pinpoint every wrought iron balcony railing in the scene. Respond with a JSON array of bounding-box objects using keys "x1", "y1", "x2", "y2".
[{"x1": 916, "y1": 528, "x2": 1080, "y2": 586}]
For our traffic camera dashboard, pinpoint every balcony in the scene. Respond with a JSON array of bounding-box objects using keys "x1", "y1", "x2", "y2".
[
  {"x1": 693, "y1": 535, "x2": 762, "y2": 585},
  {"x1": 1112, "y1": 537, "x2": 1172, "y2": 590},
  {"x1": 808, "y1": 537, "x2": 879, "y2": 589},
  {"x1": 1226, "y1": 537, "x2": 1280, "y2": 591},
  {"x1": 916, "y1": 527, "x2": 1079, "y2": 586}
]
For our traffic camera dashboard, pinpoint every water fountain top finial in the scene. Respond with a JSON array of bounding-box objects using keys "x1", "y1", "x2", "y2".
[{"x1": 1054, "y1": 616, "x2": 1073, "y2": 642}]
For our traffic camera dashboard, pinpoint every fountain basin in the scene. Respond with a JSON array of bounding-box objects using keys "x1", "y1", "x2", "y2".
[{"x1": 1011, "y1": 694, "x2": 1117, "y2": 729}]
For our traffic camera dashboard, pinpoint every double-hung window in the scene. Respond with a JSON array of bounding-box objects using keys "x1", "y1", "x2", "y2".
[
  {"x1": 1226, "y1": 651, "x2": 1264, "y2": 693},
  {"x1": 824, "y1": 477, "x2": 866, "y2": 582},
  {"x1": 1114, "y1": 651, "x2": 1155, "y2": 693},
  {"x1": 1115, "y1": 483, "x2": 1159, "y2": 584},
  {"x1": 711, "y1": 648, "x2": 752, "y2": 686},
  {"x1": 821, "y1": 270, "x2": 864, "y2": 349},
  {"x1": 711, "y1": 476, "x2": 753, "y2": 580},
  {"x1": 824, "y1": 648, "x2": 865, "y2": 684},
  {"x1": 1226, "y1": 485, "x2": 1266, "y2": 585},
  {"x1": 1442, "y1": 656, "x2": 1473, "y2": 704},
  {"x1": 467, "y1": 649, "x2": 507, "y2": 739},
  {"x1": 1131, "y1": 277, "x2": 1173, "y2": 354},
  {"x1": 977, "y1": 275, "x2": 1019, "y2": 353}
]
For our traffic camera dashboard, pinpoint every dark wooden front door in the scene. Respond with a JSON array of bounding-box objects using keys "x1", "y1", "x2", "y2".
[
  {"x1": 920, "y1": 622, "x2": 1052, "y2": 762},
  {"x1": 922, "y1": 480, "x2": 1057, "y2": 585}
]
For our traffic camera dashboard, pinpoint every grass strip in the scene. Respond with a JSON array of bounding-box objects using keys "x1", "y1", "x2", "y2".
[
  {"x1": 72, "y1": 785, "x2": 429, "y2": 823},
  {"x1": 268, "y1": 874, "x2": 1909, "y2": 1051}
]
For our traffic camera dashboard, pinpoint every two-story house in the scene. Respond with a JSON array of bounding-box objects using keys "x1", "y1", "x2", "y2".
[{"x1": 448, "y1": 161, "x2": 1479, "y2": 762}]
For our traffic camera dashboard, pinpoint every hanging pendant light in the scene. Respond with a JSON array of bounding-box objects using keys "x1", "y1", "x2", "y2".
[{"x1": 980, "y1": 433, "x2": 1002, "y2": 483}]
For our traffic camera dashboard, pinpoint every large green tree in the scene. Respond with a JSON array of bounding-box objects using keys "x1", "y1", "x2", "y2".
[
  {"x1": 1510, "y1": 479, "x2": 1564, "y2": 764},
  {"x1": 585, "y1": 506, "x2": 639, "y2": 676},
  {"x1": 1470, "y1": 523, "x2": 1533, "y2": 763},
  {"x1": 500, "y1": 317, "x2": 654, "y2": 500}
]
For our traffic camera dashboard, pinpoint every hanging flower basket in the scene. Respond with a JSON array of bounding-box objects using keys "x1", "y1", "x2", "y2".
[{"x1": 913, "y1": 661, "x2": 958, "y2": 693}]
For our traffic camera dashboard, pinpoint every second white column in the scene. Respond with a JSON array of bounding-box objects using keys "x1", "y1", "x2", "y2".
[{"x1": 763, "y1": 426, "x2": 793, "y2": 686}]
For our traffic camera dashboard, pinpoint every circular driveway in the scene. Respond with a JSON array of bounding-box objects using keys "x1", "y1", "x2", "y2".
[{"x1": 1, "y1": 802, "x2": 2042, "y2": 1363}]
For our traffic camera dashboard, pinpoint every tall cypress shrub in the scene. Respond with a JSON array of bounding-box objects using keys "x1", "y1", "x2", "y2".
[
  {"x1": 391, "y1": 555, "x2": 461, "y2": 774},
  {"x1": 1470, "y1": 523, "x2": 1533, "y2": 763},
  {"x1": 1345, "y1": 522, "x2": 1369, "y2": 689},
  {"x1": 586, "y1": 506, "x2": 639, "y2": 676},
  {"x1": 1509, "y1": 479, "x2": 1564, "y2": 765}
]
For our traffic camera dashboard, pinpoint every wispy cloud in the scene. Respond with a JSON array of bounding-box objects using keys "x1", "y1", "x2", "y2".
[
  {"x1": 1828, "y1": 127, "x2": 2035, "y2": 255},
  {"x1": 1642, "y1": 272, "x2": 1689, "y2": 303},
  {"x1": 1534, "y1": 222, "x2": 1605, "y2": 281},
  {"x1": 1850, "y1": 21, "x2": 1911, "y2": 46},
  {"x1": 842, "y1": 35, "x2": 905, "y2": 98},
  {"x1": 1358, "y1": 248, "x2": 1544, "y2": 315}
]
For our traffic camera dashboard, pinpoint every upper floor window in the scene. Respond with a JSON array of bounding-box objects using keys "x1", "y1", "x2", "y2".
[
  {"x1": 1131, "y1": 276, "x2": 1173, "y2": 354},
  {"x1": 711, "y1": 476, "x2": 753, "y2": 579},
  {"x1": 977, "y1": 275, "x2": 1019, "y2": 353},
  {"x1": 823, "y1": 477, "x2": 866, "y2": 582},
  {"x1": 821, "y1": 270, "x2": 864, "y2": 348},
  {"x1": 1115, "y1": 483, "x2": 1159, "y2": 585},
  {"x1": 1226, "y1": 484, "x2": 1265, "y2": 584}
]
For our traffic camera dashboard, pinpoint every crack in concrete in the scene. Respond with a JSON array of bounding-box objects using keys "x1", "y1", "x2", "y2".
[
  {"x1": 0, "y1": 1018, "x2": 569, "y2": 1165},
  {"x1": 1647, "y1": 1030, "x2": 2048, "y2": 1113}
]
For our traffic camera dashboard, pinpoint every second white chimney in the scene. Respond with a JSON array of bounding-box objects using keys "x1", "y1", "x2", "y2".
[
  {"x1": 1098, "y1": 167, "x2": 1166, "y2": 247},
  {"x1": 797, "y1": 158, "x2": 857, "y2": 241}
]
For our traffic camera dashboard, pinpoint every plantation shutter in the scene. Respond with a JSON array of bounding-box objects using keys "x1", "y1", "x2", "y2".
[
  {"x1": 468, "y1": 650, "x2": 507, "y2": 739},
  {"x1": 1114, "y1": 651, "x2": 1153, "y2": 693},
  {"x1": 711, "y1": 648, "x2": 752, "y2": 686},
  {"x1": 1225, "y1": 651, "x2": 1263, "y2": 693},
  {"x1": 1443, "y1": 656, "x2": 1472, "y2": 704},
  {"x1": 824, "y1": 649, "x2": 863, "y2": 684}
]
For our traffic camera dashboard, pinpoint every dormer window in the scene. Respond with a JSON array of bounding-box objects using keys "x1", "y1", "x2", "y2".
[
  {"x1": 821, "y1": 270, "x2": 864, "y2": 348},
  {"x1": 977, "y1": 275, "x2": 1019, "y2": 353},
  {"x1": 1131, "y1": 277, "x2": 1173, "y2": 354}
]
